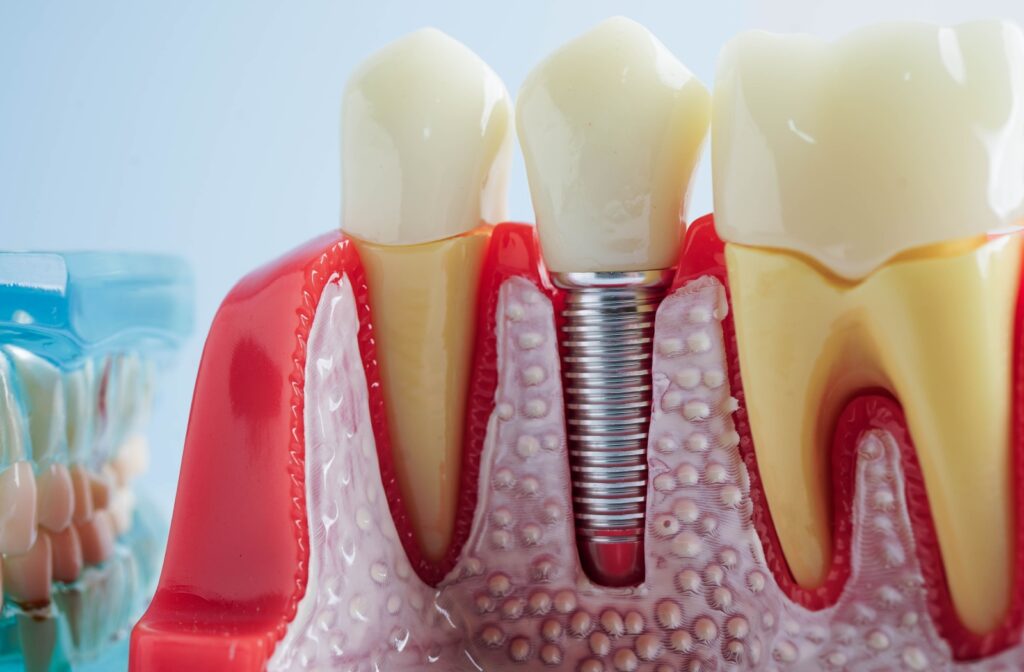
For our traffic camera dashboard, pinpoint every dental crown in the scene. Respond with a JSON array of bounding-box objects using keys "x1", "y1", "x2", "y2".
[
  {"x1": 714, "y1": 20, "x2": 1024, "y2": 280},
  {"x1": 517, "y1": 16, "x2": 711, "y2": 272},
  {"x1": 341, "y1": 28, "x2": 512, "y2": 246}
]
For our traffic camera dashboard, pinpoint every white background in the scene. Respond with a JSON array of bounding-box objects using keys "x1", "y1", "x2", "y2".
[{"x1": 1, "y1": 0, "x2": 1021, "y2": 514}]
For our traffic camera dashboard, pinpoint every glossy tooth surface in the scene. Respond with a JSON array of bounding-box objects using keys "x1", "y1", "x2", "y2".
[
  {"x1": 714, "y1": 21, "x2": 1024, "y2": 281},
  {"x1": 36, "y1": 463, "x2": 73, "y2": 533},
  {"x1": 0, "y1": 462, "x2": 37, "y2": 554},
  {"x1": 518, "y1": 16, "x2": 710, "y2": 272},
  {"x1": 716, "y1": 21, "x2": 1024, "y2": 633},
  {"x1": 341, "y1": 29, "x2": 511, "y2": 561},
  {"x1": 342, "y1": 28, "x2": 511, "y2": 246}
]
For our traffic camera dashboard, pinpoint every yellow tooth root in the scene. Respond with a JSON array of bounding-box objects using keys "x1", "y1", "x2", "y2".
[
  {"x1": 354, "y1": 229, "x2": 489, "y2": 562},
  {"x1": 727, "y1": 235, "x2": 1022, "y2": 634}
]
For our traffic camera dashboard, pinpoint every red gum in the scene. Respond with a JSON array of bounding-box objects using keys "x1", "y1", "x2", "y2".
[
  {"x1": 131, "y1": 218, "x2": 1023, "y2": 669},
  {"x1": 677, "y1": 213, "x2": 1024, "y2": 660},
  {"x1": 130, "y1": 225, "x2": 555, "y2": 671}
]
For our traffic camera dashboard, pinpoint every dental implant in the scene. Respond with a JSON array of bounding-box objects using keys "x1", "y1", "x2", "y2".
[{"x1": 517, "y1": 17, "x2": 711, "y2": 586}]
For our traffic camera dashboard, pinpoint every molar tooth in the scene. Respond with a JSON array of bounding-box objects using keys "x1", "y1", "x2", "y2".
[
  {"x1": 715, "y1": 20, "x2": 1024, "y2": 633},
  {"x1": 341, "y1": 29, "x2": 512, "y2": 562}
]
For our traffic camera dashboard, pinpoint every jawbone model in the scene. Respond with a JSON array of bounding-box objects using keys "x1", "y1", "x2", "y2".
[{"x1": 133, "y1": 18, "x2": 1024, "y2": 672}]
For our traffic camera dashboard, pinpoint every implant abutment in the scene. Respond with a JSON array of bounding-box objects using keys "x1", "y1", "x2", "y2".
[{"x1": 553, "y1": 270, "x2": 673, "y2": 586}]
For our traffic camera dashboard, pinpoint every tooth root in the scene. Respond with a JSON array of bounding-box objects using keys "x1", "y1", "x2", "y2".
[
  {"x1": 50, "y1": 525, "x2": 83, "y2": 583},
  {"x1": 36, "y1": 463, "x2": 73, "y2": 533},
  {"x1": 341, "y1": 28, "x2": 512, "y2": 562},
  {"x1": 727, "y1": 234, "x2": 1023, "y2": 633},
  {"x1": 4, "y1": 530, "x2": 52, "y2": 606},
  {"x1": 354, "y1": 233, "x2": 490, "y2": 560},
  {"x1": 17, "y1": 611, "x2": 64, "y2": 672},
  {"x1": 0, "y1": 462, "x2": 37, "y2": 554}
]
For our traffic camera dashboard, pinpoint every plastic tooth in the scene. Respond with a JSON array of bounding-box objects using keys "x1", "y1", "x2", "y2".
[
  {"x1": 63, "y1": 359, "x2": 96, "y2": 464},
  {"x1": 50, "y1": 525, "x2": 84, "y2": 583},
  {"x1": 69, "y1": 465, "x2": 94, "y2": 524},
  {"x1": 0, "y1": 352, "x2": 29, "y2": 466},
  {"x1": 36, "y1": 462, "x2": 73, "y2": 532},
  {"x1": 5, "y1": 347, "x2": 68, "y2": 463},
  {"x1": 0, "y1": 461, "x2": 38, "y2": 554},
  {"x1": 76, "y1": 509, "x2": 115, "y2": 566},
  {"x1": 4, "y1": 530, "x2": 52, "y2": 607}
]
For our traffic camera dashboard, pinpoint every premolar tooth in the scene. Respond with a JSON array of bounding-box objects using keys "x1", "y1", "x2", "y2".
[
  {"x1": 341, "y1": 29, "x2": 511, "y2": 562},
  {"x1": 715, "y1": 21, "x2": 1024, "y2": 633}
]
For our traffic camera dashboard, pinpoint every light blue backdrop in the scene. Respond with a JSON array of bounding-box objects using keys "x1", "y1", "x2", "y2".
[{"x1": 1, "y1": 0, "x2": 1021, "y2": 518}]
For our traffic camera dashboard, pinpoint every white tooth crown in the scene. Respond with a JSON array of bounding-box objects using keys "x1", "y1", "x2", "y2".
[
  {"x1": 341, "y1": 28, "x2": 512, "y2": 245},
  {"x1": 714, "y1": 20, "x2": 1024, "y2": 280},
  {"x1": 517, "y1": 17, "x2": 711, "y2": 273}
]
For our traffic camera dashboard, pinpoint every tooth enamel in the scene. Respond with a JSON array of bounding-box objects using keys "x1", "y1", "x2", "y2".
[
  {"x1": 714, "y1": 21, "x2": 1024, "y2": 280},
  {"x1": 36, "y1": 463, "x2": 73, "y2": 533},
  {"x1": 716, "y1": 20, "x2": 1024, "y2": 635},
  {"x1": 341, "y1": 29, "x2": 511, "y2": 562},
  {"x1": 342, "y1": 28, "x2": 511, "y2": 246},
  {"x1": 517, "y1": 16, "x2": 710, "y2": 273}
]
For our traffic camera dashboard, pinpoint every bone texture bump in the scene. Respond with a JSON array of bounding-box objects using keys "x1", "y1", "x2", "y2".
[{"x1": 274, "y1": 273, "x2": 1024, "y2": 670}]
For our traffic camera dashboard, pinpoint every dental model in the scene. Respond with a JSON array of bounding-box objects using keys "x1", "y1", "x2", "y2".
[
  {"x1": 518, "y1": 17, "x2": 710, "y2": 587},
  {"x1": 0, "y1": 251, "x2": 191, "y2": 669},
  {"x1": 134, "y1": 17, "x2": 1024, "y2": 672}
]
